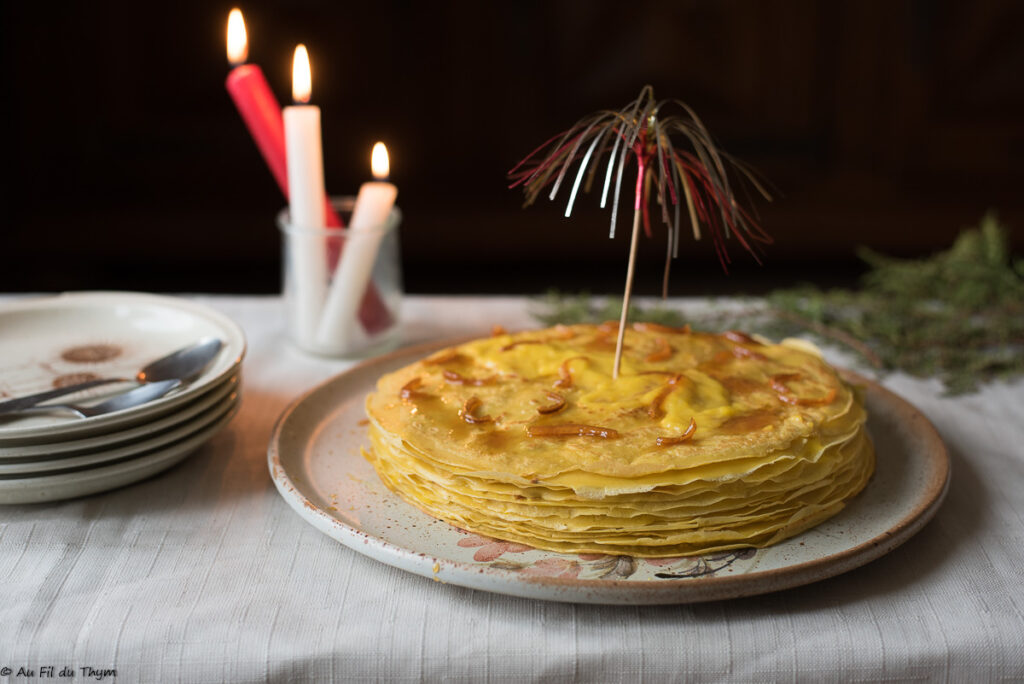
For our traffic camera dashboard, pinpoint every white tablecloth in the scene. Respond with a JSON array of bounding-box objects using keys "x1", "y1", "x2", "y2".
[{"x1": 2, "y1": 295, "x2": 1023, "y2": 682}]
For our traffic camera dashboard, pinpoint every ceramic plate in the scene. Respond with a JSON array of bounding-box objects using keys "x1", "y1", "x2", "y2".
[
  {"x1": 0, "y1": 292, "x2": 246, "y2": 445},
  {"x1": 0, "y1": 400, "x2": 240, "y2": 505},
  {"x1": 0, "y1": 389, "x2": 239, "y2": 475},
  {"x1": 0, "y1": 374, "x2": 239, "y2": 460},
  {"x1": 268, "y1": 341, "x2": 950, "y2": 605}
]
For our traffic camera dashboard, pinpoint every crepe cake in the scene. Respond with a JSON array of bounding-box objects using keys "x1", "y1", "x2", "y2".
[{"x1": 363, "y1": 323, "x2": 874, "y2": 557}]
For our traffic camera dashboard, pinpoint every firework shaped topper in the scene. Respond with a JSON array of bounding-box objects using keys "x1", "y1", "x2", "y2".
[{"x1": 509, "y1": 85, "x2": 773, "y2": 377}]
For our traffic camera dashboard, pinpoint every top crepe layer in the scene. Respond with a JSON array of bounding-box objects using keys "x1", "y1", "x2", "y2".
[{"x1": 367, "y1": 324, "x2": 862, "y2": 490}]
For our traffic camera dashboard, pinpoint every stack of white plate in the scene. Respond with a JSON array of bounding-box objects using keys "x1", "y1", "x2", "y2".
[{"x1": 0, "y1": 292, "x2": 246, "y2": 504}]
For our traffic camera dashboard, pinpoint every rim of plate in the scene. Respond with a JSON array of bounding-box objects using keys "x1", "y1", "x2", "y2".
[
  {"x1": 0, "y1": 389, "x2": 239, "y2": 475},
  {"x1": 0, "y1": 374, "x2": 240, "y2": 460},
  {"x1": 0, "y1": 292, "x2": 246, "y2": 443},
  {"x1": 268, "y1": 339, "x2": 951, "y2": 604}
]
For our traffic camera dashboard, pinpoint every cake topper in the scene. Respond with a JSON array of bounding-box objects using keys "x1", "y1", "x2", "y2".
[{"x1": 509, "y1": 85, "x2": 773, "y2": 377}]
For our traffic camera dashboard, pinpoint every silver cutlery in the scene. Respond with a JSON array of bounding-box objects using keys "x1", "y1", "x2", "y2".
[
  {"x1": 0, "y1": 337, "x2": 223, "y2": 416},
  {"x1": 0, "y1": 379, "x2": 182, "y2": 419}
]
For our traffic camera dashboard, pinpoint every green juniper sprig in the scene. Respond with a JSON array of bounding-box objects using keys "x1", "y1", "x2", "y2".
[{"x1": 769, "y1": 212, "x2": 1024, "y2": 394}]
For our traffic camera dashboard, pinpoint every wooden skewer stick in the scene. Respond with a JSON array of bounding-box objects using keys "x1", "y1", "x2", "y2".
[{"x1": 613, "y1": 161, "x2": 646, "y2": 379}]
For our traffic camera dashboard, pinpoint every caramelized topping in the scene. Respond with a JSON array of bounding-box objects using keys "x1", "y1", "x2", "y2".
[
  {"x1": 717, "y1": 375, "x2": 764, "y2": 396},
  {"x1": 554, "y1": 356, "x2": 588, "y2": 388},
  {"x1": 723, "y1": 330, "x2": 762, "y2": 345},
  {"x1": 587, "y1": 323, "x2": 626, "y2": 352},
  {"x1": 645, "y1": 336, "x2": 673, "y2": 362},
  {"x1": 770, "y1": 373, "x2": 837, "y2": 406},
  {"x1": 647, "y1": 374, "x2": 683, "y2": 419},
  {"x1": 527, "y1": 423, "x2": 619, "y2": 439},
  {"x1": 423, "y1": 349, "x2": 465, "y2": 365},
  {"x1": 698, "y1": 350, "x2": 734, "y2": 371},
  {"x1": 769, "y1": 373, "x2": 802, "y2": 394},
  {"x1": 537, "y1": 391, "x2": 566, "y2": 415},
  {"x1": 459, "y1": 396, "x2": 493, "y2": 424},
  {"x1": 491, "y1": 324, "x2": 507, "y2": 336},
  {"x1": 634, "y1": 322, "x2": 691, "y2": 335},
  {"x1": 723, "y1": 330, "x2": 768, "y2": 360},
  {"x1": 443, "y1": 370, "x2": 495, "y2": 386},
  {"x1": 400, "y1": 377, "x2": 427, "y2": 402},
  {"x1": 551, "y1": 324, "x2": 577, "y2": 340},
  {"x1": 501, "y1": 340, "x2": 543, "y2": 351},
  {"x1": 731, "y1": 345, "x2": 768, "y2": 361},
  {"x1": 656, "y1": 417, "x2": 697, "y2": 447},
  {"x1": 718, "y1": 410, "x2": 778, "y2": 434}
]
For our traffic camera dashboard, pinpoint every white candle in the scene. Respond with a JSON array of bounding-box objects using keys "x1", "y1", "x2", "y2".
[
  {"x1": 283, "y1": 44, "x2": 328, "y2": 346},
  {"x1": 316, "y1": 142, "x2": 398, "y2": 347}
]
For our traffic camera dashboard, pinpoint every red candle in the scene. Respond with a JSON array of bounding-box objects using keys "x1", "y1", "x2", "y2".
[
  {"x1": 225, "y1": 62, "x2": 289, "y2": 193},
  {"x1": 224, "y1": 9, "x2": 393, "y2": 334}
]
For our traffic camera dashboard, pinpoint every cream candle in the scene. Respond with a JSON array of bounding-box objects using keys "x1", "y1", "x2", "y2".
[
  {"x1": 283, "y1": 44, "x2": 328, "y2": 346},
  {"x1": 316, "y1": 143, "x2": 398, "y2": 347}
]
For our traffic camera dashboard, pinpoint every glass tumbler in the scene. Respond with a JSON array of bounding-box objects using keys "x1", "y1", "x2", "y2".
[{"x1": 278, "y1": 196, "x2": 402, "y2": 357}]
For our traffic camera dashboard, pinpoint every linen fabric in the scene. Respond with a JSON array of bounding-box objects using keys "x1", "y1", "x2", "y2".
[{"x1": 1, "y1": 295, "x2": 1021, "y2": 682}]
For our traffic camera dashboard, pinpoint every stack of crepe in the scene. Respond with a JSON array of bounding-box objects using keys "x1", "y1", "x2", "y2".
[{"x1": 363, "y1": 323, "x2": 874, "y2": 557}]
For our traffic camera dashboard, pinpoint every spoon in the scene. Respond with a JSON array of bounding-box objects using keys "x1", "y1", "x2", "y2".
[
  {"x1": 0, "y1": 337, "x2": 223, "y2": 416},
  {"x1": 1, "y1": 379, "x2": 183, "y2": 419}
]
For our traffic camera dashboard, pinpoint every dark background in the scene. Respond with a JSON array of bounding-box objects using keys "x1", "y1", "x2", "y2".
[{"x1": 3, "y1": 0, "x2": 1023, "y2": 296}]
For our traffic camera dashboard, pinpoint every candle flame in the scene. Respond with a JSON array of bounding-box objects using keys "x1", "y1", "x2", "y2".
[
  {"x1": 292, "y1": 44, "x2": 312, "y2": 103},
  {"x1": 371, "y1": 142, "x2": 390, "y2": 179},
  {"x1": 226, "y1": 9, "x2": 248, "y2": 65}
]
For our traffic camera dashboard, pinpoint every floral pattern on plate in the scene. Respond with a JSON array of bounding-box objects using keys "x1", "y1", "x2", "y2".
[{"x1": 456, "y1": 531, "x2": 758, "y2": 581}]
